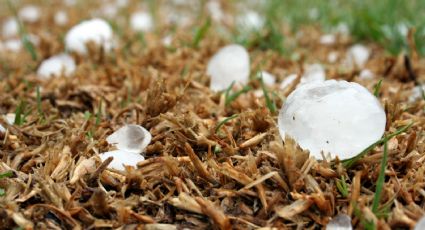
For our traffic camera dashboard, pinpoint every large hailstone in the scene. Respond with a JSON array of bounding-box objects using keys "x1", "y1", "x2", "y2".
[
  {"x1": 278, "y1": 80, "x2": 386, "y2": 160},
  {"x1": 37, "y1": 53, "x2": 76, "y2": 79},
  {"x1": 130, "y1": 11, "x2": 154, "y2": 32},
  {"x1": 65, "y1": 18, "x2": 114, "y2": 54},
  {"x1": 99, "y1": 125, "x2": 152, "y2": 171},
  {"x1": 207, "y1": 44, "x2": 250, "y2": 91}
]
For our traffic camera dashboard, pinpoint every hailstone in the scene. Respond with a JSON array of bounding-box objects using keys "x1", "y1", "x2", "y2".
[
  {"x1": 18, "y1": 5, "x2": 41, "y2": 23},
  {"x1": 37, "y1": 53, "x2": 76, "y2": 79},
  {"x1": 301, "y1": 64, "x2": 326, "y2": 84},
  {"x1": 54, "y1": 11, "x2": 68, "y2": 26},
  {"x1": 326, "y1": 214, "x2": 352, "y2": 230},
  {"x1": 280, "y1": 74, "x2": 298, "y2": 90},
  {"x1": 65, "y1": 18, "x2": 114, "y2": 54},
  {"x1": 260, "y1": 71, "x2": 276, "y2": 86},
  {"x1": 99, "y1": 150, "x2": 145, "y2": 171},
  {"x1": 100, "y1": 124, "x2": 152, "y2": 171},
  {"x1": 237, "y1": 10, "x2": 264, "y2": 31},
  {"x1": 415, "y1": 215, "x2": 425, "y2": 230},
  {"x1": 320, "y1": 34, "x2": 336, "y2": 45},
  {"x1": 2, "y1": 18, "x2": 18, "y2": 38},
  {"x1": 347, "y1": 44, "x2": 370, "y2": 68},
  {"x1": 207, "y1": 44, "x2": 250, "y2": 91},
  {"x1": 130, "y1": 11, "x2": 154, "y2": 32},
  {"x1": 278, "y1": 80, "x2": 386, "y2": 160}
]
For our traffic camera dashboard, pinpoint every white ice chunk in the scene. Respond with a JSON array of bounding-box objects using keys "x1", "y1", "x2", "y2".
[
  {"x1": 280, "y1": 74, "x2": 298, "y2": 90},
  {"x1": 335, "y1": 22, "x2": 350, "y2": 35},
  {"x1": 359, "y1": 69, "x2": 374, "y2": 80},
  {"x1": 106, "y1": 124, "x2": 152, "y2": 154},
  {"x1": 207, "y1": 0, "x2": 224, "y2": 22},
  {"x1": 328, "y1": 51, "x2": 338, "y2": 63},
  {"x1": 326, "y1": 214, "x2": 353, "y2": 230},
  {"x1": 130, "y1": 11, "x2": 154, "y2": 32},
  {"x1": 347, "y1": 44, "x2": 370, "y2": 68},
  {"x1": 2, "y1": 39, "x2": 22, "y2": 52},
  {"x1": 4, "y1": 113, "x2": 15, "y2": 125},
  {"x1": 0, "y1": 124, "x2": 5, "y2": 133},
  {"x1": 260, "y1": 71, "x2": 276, "y2": 86},
  {"x1": 2, "y1": 18, "x2": 18, "y2": 38},
  {"x1": 65, "y1": 18, "x2": 114, "y2": 54},
  {"x1": 237, "y1": 10, "x2": 264, "y2": 31},
  {"x1": 301, "y1": 63, "x2": 326, "y2": 84},
  {"x1": 320, "y1": 34, "x2": 336, "y2": 45},
  {"x1": 278, "y1": 80, "x2": 386, "y2": 160},
  {"x1": 100, "y1": 4, "x2": 118, "y2": 18},
  {"x1": 162, "y1": 35, "x2": 172, "y2": 46},
  {"x1": 409, "y1": 84, "x2": 425, "y2": 102},
  {"x1": 99, "y1": 150, "x2": 145, "y2": 171},
  {"x1": 19, "y1": 5, "x2": 41, "y2": 23},
  {"x1": 37, "y1": 53, "x2": 76, "y2": 79},
  {"x1": 64, "y1": 0, "x2": 76, "y2": 6},
  {"x1": 54, "y1": 11, "x2": 68, "y2": 26},
  {"x1": 207, "y1": 44, "x2": 250, "y2": 91},
  {"x1": 115, "y1": 0, "x2": 129, "y2": 7},
  {"x1": 415, "y1": 215, "x2": 425, "y2": 230}
]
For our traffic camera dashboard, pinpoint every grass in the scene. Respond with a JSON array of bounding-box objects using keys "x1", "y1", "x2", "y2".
[
  {"x1": 6, "y1": 0, "x2": 38, "y2": 61},
  {"x1": 336, "y1": 176, "x2": 349, "y2": 198},
  {"x1": 36, "y1": 86, "x2": 44, "y2": 119},
  {"x1": 262, "y1": 0, "x2": 425, "y2": 55},
  {"x1": 342, "y1": 122, "x2": 413, "y2": 168},
  {"x1": 373, "y1": 79, "x2": 383, "y2": 97},
  {"x1": 14, "y1": 100, "x2": 28, "y2": 126},
  {"x1": 192, "y1": 18, "x2": 211, "y2": 48},
  {"x1": 259, "y1": 72, "x2": 277, "y2": 113},
  {"x1": 215, "y1": 114, "x2": 239, "y2": 133},
  {"x1": 372, "y1": 141, "x2": 388, "y2": 214},
  {"x1": 224, "y1": 82, "x2": 252, "y2": 106},
  {"x1": 0, "y1": 171, "x2": 13, "y2": 196}
]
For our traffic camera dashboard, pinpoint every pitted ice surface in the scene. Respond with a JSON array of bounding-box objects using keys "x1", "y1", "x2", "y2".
[{"x1": 278, "y1": 80, "x2": 386, "y2": 160}]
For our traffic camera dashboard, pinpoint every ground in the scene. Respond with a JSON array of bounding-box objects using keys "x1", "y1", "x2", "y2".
[{"x1": 0, "y1": 0, "x2": 424, "y2": 229}]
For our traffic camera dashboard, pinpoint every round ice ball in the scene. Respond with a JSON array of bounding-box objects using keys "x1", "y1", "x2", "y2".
[
  {"x1": 278, "y1": 80, "x2": 386, "y2": 160},
  {"x1": 65, "y1": 18, "x2": 114, "y2": 54},
  {"x1": 207, "y1": 44, "x2": 250, "y2": 91},
  {"x1": 37, "y1": 53, "x2": 76, "y2": 79}
]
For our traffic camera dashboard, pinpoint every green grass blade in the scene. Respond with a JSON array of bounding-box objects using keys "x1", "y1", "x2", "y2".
[
  {"x1": 36, "y1": 86, "x2": 43, "y2": 118},
  {"x1": 259, "y1": 72, "x2": 277, "y2": 113},
  {"x1": 225, "y1": 85, "x2": 252, "y2": 106},
  {"x1": 95, "y1": 101, "x2": 102, "y2": 126},
  {"x1": 6, "y1": 0, "x2": 38, "y2": 61},
  {"x1": 336, "y1": 176, "x2": 349, "y2": 198},
  {"x1": 192, "y1": 18, "x2": 211, "y2": 48},
  {"x1": 215, "y1": 114, "x2": 239, "y2": 133},
  {"x1": 342, "y1": 122, "x2": 413, "y2": 168},
  {"x1": 14, "y1": 100, "x2": 27, "y2": 126},
  {"x1": 373, "y1": 79, "x2": 383, "y2": 97},
  {"x1": 0, "y1": 171, "x2": 13, "y2": 179},
  {"x1": 372, "y1": 141, "x2": 388, "y2": 214}
]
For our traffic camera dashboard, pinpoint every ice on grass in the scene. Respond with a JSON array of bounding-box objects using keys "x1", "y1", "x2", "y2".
[
  {"x1": 2, "y1": 18, "x2": 19, "y2": 38},
  {"x1": 347, "y1": 44, "x2": 370, "y2": 68},
  {"x1": 54, "y1": 11, "x2": 68, "y2": 26},
  {"x1": 320, "y1": 34, "x2": 336, "y2": 45},
  {"x1": 37, "y1": 53, "x2": 76, "y2": 79},
  {"x1": 130, "y1": 11, "x2": 154, "y2": 32},
  {"x1": 99, "y1": 150, "x2": 145, "y2": 171},
  {"x1": 301, "y1": 64, "x2": 326, "y2": 84},
  {"x1": 278, "y1": 80, "x2": 386, "y2": 160},
  {"x1": 415, "y1": 215, "x2": 425, "y2": 230},
  {"x1": 1, "y1": 113, "x2": 15, "y2": 132},
  {"x1": 328, "y1": 51, "x2": 338, "y2": 63},
  {"x1": 260, "y1": 71, "x2": 276, "y2": 86},
  {"x1": 409, "y1": 84, "x2": 425, "y2": 102},
  {"x1": 65, "y1": 18, "x2": 114, "y2": 54},
  {"x1": 19, "y1": 5, "x2": 41, "y2": 23},
  {"x1": 106, "y1": 124, "x2": 152, "y2": 154},
  {"x1": 207, "y1": 44, "x2": 250, "y2": 91},
  {"x1": 237, "y1": 10, "x2": 264, "y2": 31},
  {"x1": 100, "y1": 124, "x2": 152, "y2": 171},
  {"x1": 326, "y1": 214, "x2": 353, "y2": 230},
  {"x1": 280, "y1": 74, "x2": 298, "y2": 90},
  {"x1": 359, "y1": 69, "x2": 374, "y2": 80}
]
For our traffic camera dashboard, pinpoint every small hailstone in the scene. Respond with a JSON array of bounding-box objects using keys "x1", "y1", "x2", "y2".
[
  {"x1": 359, "y1": 69, "x2": 374, "y2": 80},
  {"x1": 106, "y1": 124, "x2": 152, "y2": 154},
  {"x1": 326, "y1": 214, "x2": 353, "y2": 230},
  {"x1": 54, "y1": 11, "x2": 68, "y2": 26},
  {"x1": 260, "y1": 71, "x2": 276, "y2": 86},
  {"x1": 99, "y1": 150, "x2": 145, "y2": 171},
  {"x1": 2, "y1": 39, "x2": 22, "y2": 52},
  {"x1": 308, "y1": 8, "x2": 319, "y2": 20},
  {"x1": 328, "y1": 51, "x2": 338, "y2": 63},
  {"x1": 320, "y1": 34, "x2": 336, "y2": 45},
  {"x1": 206, "y1": 0, "x2": 224, "y2": 22},
  {"x1": 280, "y1": 74, "x2": 298, "y2": 90},
  {"x1": 207, "y1": 44, "x2": 250, "y2": 91},
  {"x1": 100, "y1": 4, "x2": 118, "y2": 18},
  {"x1": 237, "y1": 11, "x2": 264, "y2": 31},
  {"x1": 65, "y1": 18, "x2": 114, "y2": 54},
  {"x1": 0, "y1": 124, "x2": 5, "y2": 133},
  {"x1": 2, "y1": 18, "x2": 19, "y2": 38},
  {"x1": 415, "y1": 215, "x2": 425, "y2": 230},
  {"x1": 278, "y1": 80, "x2": 386, "y2": 160},
  {"x1": 301, "y1": 64, "x2": 326, "y2": 84},
  {"x1": 115, "y1": 0, "x2": 129, "y2": 7},
  {"x1": 64, "y1": 0, "x2": 77, "y2": 6},
  {"x1": 130, "y1": 11, "x2": 154, "y2": 32},
  {"x1": 347, "y1": 44, "x2": 370, "y2": 68},
  {"x1": 37, "y1": 53, "x2": 76, "y2": 79},
  {"x1": 335, "y1": 22, "x2": 350, "y2": 35},
  {"x1": 162, "y1": 35, "x2": 173, "y2": 46},
  {"x1": 18, "y1": 5, "x2": 41, "y2": 23},
  {"x1": 4, "y1": 113, "x2": 15, "y2": 125},
  {"x1": 409, "y1": 84, "x2": 425, "y2": 102}
]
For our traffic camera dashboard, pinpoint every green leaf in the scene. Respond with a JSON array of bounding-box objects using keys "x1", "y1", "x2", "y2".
[
  {"x1": 0, "y1": 171, "x2": 13, "y2": 179},
  {"x1": 215, "y1": 114, "x2": 239, "y2": 133},
  {"x1": 336, "y1": 175, "x2": 349, "y2": 198}
]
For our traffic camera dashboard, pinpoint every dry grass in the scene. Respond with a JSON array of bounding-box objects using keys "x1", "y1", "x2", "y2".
[{"x1": 0, "y1": 1, "x2": 424, "y2": 229}]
